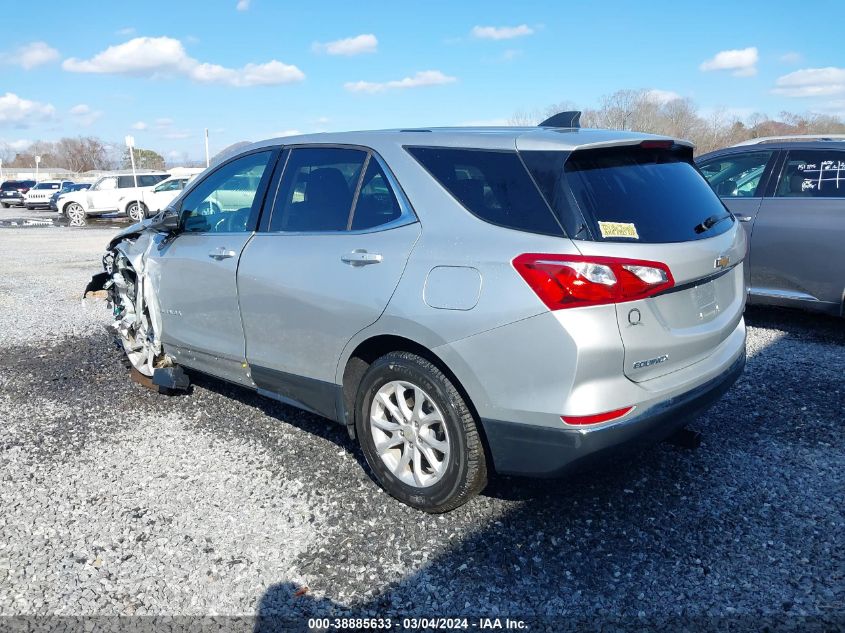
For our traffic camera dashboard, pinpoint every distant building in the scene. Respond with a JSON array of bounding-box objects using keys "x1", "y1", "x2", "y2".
[{"x1": 0, "y1": 167, "x2": 75, "y2": 181}]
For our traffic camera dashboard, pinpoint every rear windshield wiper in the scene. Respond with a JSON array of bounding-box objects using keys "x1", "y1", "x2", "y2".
[{"x1": 694, "y1": 212, "x2": 733, "y2": 234}]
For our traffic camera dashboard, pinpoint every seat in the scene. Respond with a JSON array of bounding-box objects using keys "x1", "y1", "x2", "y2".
[
  {"x1": 789, "y1": 170, "x2": 812, "y2": 196},
  {"x1": 285, "y1": 167, "x2": 352, "y2": 231}
]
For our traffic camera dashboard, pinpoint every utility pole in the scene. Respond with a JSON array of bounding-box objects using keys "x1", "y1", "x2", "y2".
[
  {"x1": 34, "y1": 155, "x2": 41, "y2": 181},
  {"x1": 125, "y1": 136, "x2": 138, "y2": 187},
  {"x1": 205, "y1": 128, "x2": 210, "y2": 168}
]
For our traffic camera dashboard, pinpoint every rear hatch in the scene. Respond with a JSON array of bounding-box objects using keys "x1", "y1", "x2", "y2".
[{"x1": 520, "y1": 141, "x2": 746, "y2": 382}]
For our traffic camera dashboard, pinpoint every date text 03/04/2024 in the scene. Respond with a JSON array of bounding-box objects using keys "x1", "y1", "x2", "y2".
[{"x1": 306, "y1": 617, "x2": 528, "y2": 630}]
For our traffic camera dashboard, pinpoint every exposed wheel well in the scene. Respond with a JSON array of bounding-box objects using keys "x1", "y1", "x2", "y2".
[{"x1": 341, "y1": 335, "x2": 492, "y2": 465}]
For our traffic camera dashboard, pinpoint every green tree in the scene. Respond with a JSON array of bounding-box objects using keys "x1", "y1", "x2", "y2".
[{"x1": 122, "y1": 147, "x2": 166, "y2": 170}]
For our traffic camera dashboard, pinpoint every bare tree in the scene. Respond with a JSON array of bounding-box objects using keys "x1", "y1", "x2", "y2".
[{"x1": 512, "y1": 88, "x2": 845, "y2": 153}]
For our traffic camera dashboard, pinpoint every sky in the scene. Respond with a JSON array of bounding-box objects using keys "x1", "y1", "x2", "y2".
[{"x1": 1, "y1": 0, "x2": 844, "y2": 162}]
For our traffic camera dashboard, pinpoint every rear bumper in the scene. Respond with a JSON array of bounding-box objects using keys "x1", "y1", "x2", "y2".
[{"x1": 481, "y1": 350, "x2": 746, "y2": 477}]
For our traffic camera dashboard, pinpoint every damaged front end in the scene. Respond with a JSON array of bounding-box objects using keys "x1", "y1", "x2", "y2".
[{"x1": 85, "y1": 229, "x2": 169, "y2": 378}]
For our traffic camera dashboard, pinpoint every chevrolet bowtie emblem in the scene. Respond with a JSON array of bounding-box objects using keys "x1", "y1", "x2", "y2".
[{"x1": 714, "y1": 255, "x2": 730, "y2": 269}]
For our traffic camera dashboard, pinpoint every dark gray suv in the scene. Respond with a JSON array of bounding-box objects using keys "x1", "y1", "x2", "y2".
[{"x1": 697, "y1": 136, "x2": 845, "y2": 317}]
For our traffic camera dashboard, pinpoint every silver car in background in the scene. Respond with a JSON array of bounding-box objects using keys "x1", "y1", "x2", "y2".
[
  {"x1": 90, "y1": 113, "x2": 747, "y2": 512},
  {"x1": 697, "y1": 135, "x2": 845, "y2": 316}
]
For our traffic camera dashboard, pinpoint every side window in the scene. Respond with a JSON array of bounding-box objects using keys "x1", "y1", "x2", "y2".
[
  {"x1": 776, "y1": 150, "x2": 845, "y2": 198},
  {"x1": 96, "y1": 178, "x2": 117, "y2": 191},
  {"x1": 698, "y1": 152, "x2": 772, "y2": 198},
  {"x1": 180, "y1": 150, "x2": 273, "y2": 233},
  {"x1": 117, "y1": 176, "x2": 136, "y2": 188},
  {"x1": 407, "y1": 147, "x2": 563, "y2": 236},
  {"x1": 270, "y1": 147, "x2": 366, "y2": 232},
  {"x1": 351, "y1": 159, "x2": 403, "y2": 230}
]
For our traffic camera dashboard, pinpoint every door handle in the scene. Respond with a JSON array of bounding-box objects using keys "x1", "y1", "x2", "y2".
[
  {"x1": 208, "y1": 247, "x2": 237, "y2": 260},
  {"x1": 341, "y1": 250, "x2": 383, "y2": 266},
  {"x1": 736, "y1": 216, "x2": 752, "y2": 223}
]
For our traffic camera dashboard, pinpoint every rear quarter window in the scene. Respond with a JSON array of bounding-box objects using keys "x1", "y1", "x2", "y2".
[
  {"x1": 776, "y1": 150, "x2": 845, "y2": 198},
  {"x1": 542, "y1": 146, "x2": 733, "y2": 243},
  {"x1": 406, "y1": 146, "x2": 564, "y2": 236}
]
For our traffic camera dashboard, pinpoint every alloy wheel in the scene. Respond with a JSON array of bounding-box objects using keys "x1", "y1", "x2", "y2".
[{"x1": 369, "y1": 380, "x2": 451, "y2": 488}]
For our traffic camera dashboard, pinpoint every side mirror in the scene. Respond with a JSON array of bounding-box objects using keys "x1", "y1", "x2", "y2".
[{"x1": 152, "y1": 212, "x2": 180, "y2": 232}]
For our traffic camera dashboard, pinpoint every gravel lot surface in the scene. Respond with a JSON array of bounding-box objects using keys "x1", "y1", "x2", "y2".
[{"x1": 0, "y1": 208, "x2": 843, "y2": 630}]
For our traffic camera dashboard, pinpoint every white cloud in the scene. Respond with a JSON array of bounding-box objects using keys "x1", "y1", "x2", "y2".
[
  {"x1": 779, "y1": 51, "x2": 803, "y2": 65},
  {"x1": 62, "y1": 36, "x2": 305, "y2": 87},
  {"x1": 271, "y1": 129, "x2": 303, "y2": 137},
  {"x1": 69, "y1": 103, "x2": 103, "y2": 126},
  {"x1": 471, "y1": 25, "x2": 534, "y2": 40},
  {"x1": 345, "y1": 70, "x2": 457, "y2": 93},
  {"x1": 155, "y1": 117, "x2": 174, "y2": 127},
  {"x1": 0, "y1": 93, "x2": 56, "y2": 127},
  {"x1": 645, "y1": 89, "x2": 682, "y2": 104},
  {"x1": 699, "y1": 47, "x2": 758, "y2": 76},
  {"x1": 501, "y1": 49, "x2": 522, "y2": 61},
  {"x1": 1, "y1": 138, "x2": 32, "y2": 151},
  {"x1": 236, "y1": 0, "x2": 250, "y2": 10},
  {"x1": 313, "y1": 34, "x2": 378, "y2": 56},
  {"x1": 162, "y1": 130, "x2": 191, "y2": 139},
  {"x1": 131, "y1": 121, "x2": 148, "y2": 130},
  {"x1": 0, "y1": 41, "x2": 60, "y2": 69},
  {"x1": 116, "y1": 27, "x2": 136, "y2": 36},
  {"x1": 772, "y1": 67, "x2": 845, "y2": 97}
]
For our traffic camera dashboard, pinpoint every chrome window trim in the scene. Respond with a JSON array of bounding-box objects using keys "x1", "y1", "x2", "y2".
[{"x1": 262, "y1": 143, "x2": 419, "y2": 236}]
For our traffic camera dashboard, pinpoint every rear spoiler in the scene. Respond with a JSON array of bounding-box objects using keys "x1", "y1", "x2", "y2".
[{"x1": 538, "y1": 111, "x2": 581, "y2": 129}]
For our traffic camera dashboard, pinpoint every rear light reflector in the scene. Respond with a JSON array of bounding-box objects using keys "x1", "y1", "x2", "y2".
[
  {"x1": 513, "y1": 253, "x2": 674, "y2": 309},
  {"x1": 562, "y1": 406, "x2": 635, "y2": 426}
]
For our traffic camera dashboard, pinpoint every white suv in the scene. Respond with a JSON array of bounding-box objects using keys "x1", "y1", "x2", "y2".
[
  {"x1": 141, "y1": 174, "x2": 197, "y2": 214},
  {"x1": 60, "y1": 172, "x2": 169, "y2": 225},
  {"x1": 24, "y1": 180, "x2": 74, "y2": 210}
]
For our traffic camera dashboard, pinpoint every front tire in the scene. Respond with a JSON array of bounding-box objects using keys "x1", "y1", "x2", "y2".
[
  {"x1": 2, "y1": 203, "x2": 9, "y2": 208},
  {"x1": 355, "y1": 352, "x2": 487, "y2": 513}
]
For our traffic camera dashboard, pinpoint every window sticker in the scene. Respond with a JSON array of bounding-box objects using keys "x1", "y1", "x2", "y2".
[
  {"x1": 598, "y1": 221, "x2": 639, "y2": 239},
  {"x1": 798, "y1": 160, "x2": 845, "y2": 193}
]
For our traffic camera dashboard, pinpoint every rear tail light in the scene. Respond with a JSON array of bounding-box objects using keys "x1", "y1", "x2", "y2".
[
  {"x1": 562, "y1": 406, "x2": 635, "y2": 426},
  {"x1": 513, "y1": 253, "x2": 674, "y2": 309}
]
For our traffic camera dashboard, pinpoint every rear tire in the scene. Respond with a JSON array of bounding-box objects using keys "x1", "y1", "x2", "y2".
[
  {"x1": 65, "y1": 202, "x2": 87, "y2": 226},
  {"x1": 127, "y1": 202, "x2": 148, "y2": 222},
  {"x1": 355, "y1": 351, "x2": 487, "y2": 513}
]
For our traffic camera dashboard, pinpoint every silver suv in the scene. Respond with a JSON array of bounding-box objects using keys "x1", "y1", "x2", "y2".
[{"x1": 90, "y1": 113, "x2": 747, "y2": 512}]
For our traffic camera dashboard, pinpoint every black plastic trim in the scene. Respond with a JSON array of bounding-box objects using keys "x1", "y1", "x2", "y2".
[
  {"x1": 250, "y1": 364, "x2": 341, "y2": 422},
  {"x1": 480, "y1": 351, "x2": 746, "y2": 477}
]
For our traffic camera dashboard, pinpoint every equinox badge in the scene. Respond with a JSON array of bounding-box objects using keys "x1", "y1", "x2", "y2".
[{"x1": 633, "y1": 354, "x2": 669, "y2": 370}]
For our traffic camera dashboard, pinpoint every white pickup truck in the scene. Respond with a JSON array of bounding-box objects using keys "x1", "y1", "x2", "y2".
[{"x1": 59, "y1": 172, "x2": 169, "y2": 224}]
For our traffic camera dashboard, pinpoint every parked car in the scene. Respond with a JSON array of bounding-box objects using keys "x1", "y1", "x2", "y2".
[
  {"x1": 51, "y1": 183, "x2": 91, "y2": 211},
  {"x1": 697, "y1": 135, "x2": 845, "y2": 316},
  {"x1": 89, "y1": 114, "x2": 747, "y2": 512},
  {"x1": 60, "y1": 172, "x2": 169, "y2": 224},
  {"x1": 24, "y1": 180, "x2": 74, "y2": 210},
  {"x1": 140, "y1": 175, "x2": 196, "y2": 214},
  {"x1": 0, "y1": 180, "x2": 37, "y2": 208}
]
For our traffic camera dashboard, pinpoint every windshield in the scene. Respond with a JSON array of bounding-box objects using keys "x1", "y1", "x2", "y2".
[{"x1": 34, "y1": 183, "x2": 60, "y2": 190}]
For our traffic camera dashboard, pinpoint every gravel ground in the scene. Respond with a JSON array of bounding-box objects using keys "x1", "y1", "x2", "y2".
[{"x1": 0, "y1": 210, "x2": 843, "y2": 631}]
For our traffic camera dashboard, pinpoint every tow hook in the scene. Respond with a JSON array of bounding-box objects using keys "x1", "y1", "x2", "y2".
[{"x1": 665, "y1": 427, "x2": 702, "y2": 450}]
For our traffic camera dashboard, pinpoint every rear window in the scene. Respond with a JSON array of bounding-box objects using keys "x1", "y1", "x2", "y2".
[
  {"x1": 526, "y1": 147, "x2": 732, "y2": 243},
  {"x1": 407, "y1": 147, "x2": 564, "y2": 236}
]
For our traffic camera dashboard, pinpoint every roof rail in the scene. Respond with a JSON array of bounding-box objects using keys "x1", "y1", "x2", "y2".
[
  {"x1": 732, "y1": 134, "x2": 845, "y2": 146},
  {"x1": 538, "y1": 111, "x2": 581, "y2": 129}
]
